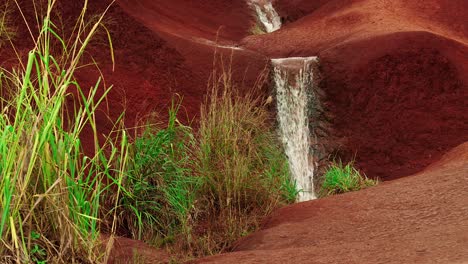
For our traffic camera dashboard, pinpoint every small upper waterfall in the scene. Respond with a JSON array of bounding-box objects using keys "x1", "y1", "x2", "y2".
[
  {"x1": 272, "y1": 57, "x2": 319, "y2": 201},
  {"x1": 247, "y1": 0, "x2": 282, "y2": 33}
]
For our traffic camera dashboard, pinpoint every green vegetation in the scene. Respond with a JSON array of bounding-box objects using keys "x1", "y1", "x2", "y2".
[
  {"x1": 118, "y1": 99, "x2": 201, "y2": 245},
  {"x1": 116, "y1": 66, "x2": 296, "y2": 258},
  {"x1": 250, "y1": 23, "x2": 266, "y2": 35},
  {"x1": 193, "y1": 66, "x2": 296, "y2": 255},
  {"x1": 0, "y1": 1, "x2": 126, "y2": 263},
  {"x1": 0, "y1": 1, "x2": 296, "y2": 263},
  {"x1": 320, "y1": 161, "x2": 378, "y2": 196}
]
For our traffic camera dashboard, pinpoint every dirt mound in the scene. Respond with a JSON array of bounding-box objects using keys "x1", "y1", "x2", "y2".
[
  {"x1": 117, "y1": 0, "x2": 253, "y2": 42},
  {"x1": 242, "y1": 0, "x2": 468, "y2": 180},
  {"x1": 3, "y1": 0, "x2": 467, "y2": 263},
  {"x1": 321, "y1": 32, "x2": 467, "y2": 180},
  {"x1": 114, "y1": 0, "x2": 268, "y2": 99},
  {"x1": 2, "y1": 0, "x2": 268, "y2": 152},
  {"x1": 196, "y1": 142, "x2": 468, "y2": 264},
  {"x1": 104, "y1": 236, "x2": 170, "y2": 264}
]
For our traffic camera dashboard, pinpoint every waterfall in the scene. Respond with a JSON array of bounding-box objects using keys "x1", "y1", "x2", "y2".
[
  {"x1": 246, "y1": 0, "x2": 320, "y2": 201},
  {"x1": 247, "y1": 0, "x2": 282, "y2": 33},
  {"x1": 272, "y1": 57, "x2": 319, "y2": 202}
]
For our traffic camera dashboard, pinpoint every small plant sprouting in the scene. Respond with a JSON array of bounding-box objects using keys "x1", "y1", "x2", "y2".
[
  {"x1": 250, "y1": 22, "x2": 266, "y2": 35},
  {"x1": 320, "y1": 161, "x2": 378, "y2": 196},
  {"x1": 30, "y1": 231, "x2": 47, "y2": 264}
]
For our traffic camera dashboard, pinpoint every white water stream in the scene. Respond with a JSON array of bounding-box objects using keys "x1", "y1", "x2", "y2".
[
  {"x1": 247, "y1": 0, "x2": 282, "y2": 33},
  {"x1": 249, "y1": 1, "x2": 319, "y2": 201},
  {"x1": 272, "y1": 58, "x2": 318, "y2": 201}
]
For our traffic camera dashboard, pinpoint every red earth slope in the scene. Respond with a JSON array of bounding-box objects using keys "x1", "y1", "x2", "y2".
[
  {"x1": 3, "y1": 1, "x2": 466, "y2": 262},
  {"x1": 9, "y1": 0, "x2": 466, "y2": 180},
  {"x1": 196, "y1": 142, "x2": 468, "y2": 264},
  {"x1": 4, "y1": 0, "x2": 267, "y2": 149},
  {"x1": 242, "y1": 0, "x2": 468, "y2": 180}
]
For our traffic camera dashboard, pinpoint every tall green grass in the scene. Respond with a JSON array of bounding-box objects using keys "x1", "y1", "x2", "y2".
[
  {"x1": 118, "y1": 99, "x2": 201, "y2": 245},
  {"x1": 0, "y1": 1, "x2": 128, "y2": 263},
  {"x1": 193, "y1": 62, "x2": 296, "y2": 255},
  {"x1": 114, "y1": 60, "x2": 296, "y2": 259}
]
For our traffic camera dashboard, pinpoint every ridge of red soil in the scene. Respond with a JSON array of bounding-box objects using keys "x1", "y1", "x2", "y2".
[
  {"x1": 2, "y1": 1, "x2": 466, "y2": 262},
  {"x1": 195, "y1": 142, "x2": 468, "y2": 264},
  {"x1": 241, "y1": 0, "x2": 468, "y2": 180},
  {"x1": 114, "y1": 0, "x2": 268, "y2": 100},
  {"x1": 117, "y1": 0, "x2": 253, "y2": 42},
  {"x1": 10, "y1": 0, "x2": 267, "y2": 149}
]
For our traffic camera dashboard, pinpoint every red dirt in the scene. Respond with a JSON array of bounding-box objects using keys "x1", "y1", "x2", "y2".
[
  {"x1": 116, "y1": 0, "x2": 253, "y2": 42},
  {"x1": 103, "y1": 236, "x2": 170, "y2": 264},
  {"x1": 2, "y1": 0, "x2": 467, "y2": 263},
  {"x1": 84, "y1": 0, "x2": 268, "y2": 147},
  {"x1": 3, "y1": 0, "x2": 268, "y2": 149},
  {"x1": 242, "y1": 0, "x2": 468, "y2": 180},
  {"x1": 195, "y1": 142, "x2": 468, "y2": 263}
]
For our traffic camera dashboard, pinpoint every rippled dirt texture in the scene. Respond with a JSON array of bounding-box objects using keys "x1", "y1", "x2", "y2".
[
  {"x1": 197, "y1": 143, "x2": 468, "y2": 264},
  {"x1": 2, "y1": 0, "x2": 467, "y2": 263},
  {"x1": 113, "y1": 0, "x2": 467, "y2": 262},
  {"x1": 243, "y1": 0, "x2": 468, "y2": 180}
]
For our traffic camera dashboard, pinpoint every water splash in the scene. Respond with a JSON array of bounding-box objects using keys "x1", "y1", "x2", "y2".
[
  {"x1": 246, "y1": 0, "x2": 320, "y2": 201},
  {"x1": 272, "y1": 57, "x2": 319, "y2": 201},
  {"x1": 247, "y1": 0, "x2": 282, "y2": 33}
]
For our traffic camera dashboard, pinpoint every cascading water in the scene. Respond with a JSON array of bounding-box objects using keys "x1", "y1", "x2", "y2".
[
  {"x1": 272, "y1": 57, "x2": 319, "y2": 201},
  {"x1": 247, "y1": 0, "x2": 282, "y2": 33},
  {"x1": 246, "y1": 0, "x2": 320, "y2": 201}
]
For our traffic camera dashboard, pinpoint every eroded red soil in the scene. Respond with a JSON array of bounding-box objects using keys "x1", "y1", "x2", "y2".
[
  {"x1": 196, "y1": 142, "x2": 468, "y2": 263},
  {"x1": 5, "y1": 0, "x2": 465, "y2": 180},
  {"x1": 242, "y1": 0, "x2": 468, "y2": 180},
  {"x1": 2, "y1": 0, "x2": 467, "y2": 263}
]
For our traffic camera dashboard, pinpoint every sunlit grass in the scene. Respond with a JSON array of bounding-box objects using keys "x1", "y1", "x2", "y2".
[
  {"x1": 192, "y1": 57, "x2": 296, "y2": 255},
  {"x1": 0, "y1": 0, "x2": 127, "y2": 263},
  {"x1": 320, "y1": 161, "x2": 378, "y2": 196},
  {"x1": 1, "y1": 1, "x2": 299, "y2": 262},
  {"x1": 0, "y1": 1, "x2": 16, "y2": 47}
]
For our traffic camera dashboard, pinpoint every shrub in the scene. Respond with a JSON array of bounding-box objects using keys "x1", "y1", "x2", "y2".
[
  {"x1": 192, "y1": 61, "x2": 295, "y2": 255},
  {"x1": 320, "y1": 161, "x2": 378, "y2": 196},
  {"x1": 118, "y1": 100, "x2": 201, "y2": 244}
]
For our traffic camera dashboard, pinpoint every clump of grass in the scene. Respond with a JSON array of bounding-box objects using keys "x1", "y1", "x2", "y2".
[
  {"x1": 0, "y1": 1, "x2": 16, "y2": 46},
  {"x1": 249, "y1": 22, "x2": 266, "y2": 35},
  {"x1": 114, "y1": 57, "x2": 296, "y2": 259},
  {"x1": 118, "y1": 99, "x2": 201, "y2": 245},
  {"x1": 320, "y1": 161, "x2": 378, "y2": 196},
  {"x1": 192, "y1": 59, "x2": 295, "y2": 255},
  {"x1": 0, "y1": 1, "x2": 127, "y2": 263}
]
